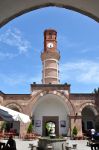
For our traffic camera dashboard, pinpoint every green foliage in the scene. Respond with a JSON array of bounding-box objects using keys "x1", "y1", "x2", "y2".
[
  {"x1": 93, "y1": 88, "x2": 99, "y2": 94},
  {"x1": 46, "y1": 122, "x2": 55, "y2": 136},
  {"x1": 46, "y1": 123, "x2": 51, "y2": 133},
  {"x1": 72, "y1": 126, "x2": 78, "y2": 136},
  {"x1": 27, "y1": 122, "x2": 33, "y2": 133},
  {"x1": 1, "y1": 122, "x2": 7, "y2": 131}
]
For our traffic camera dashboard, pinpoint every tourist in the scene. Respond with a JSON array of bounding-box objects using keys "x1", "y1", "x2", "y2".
[
  {"x1": 91, "y1": 128, "x2": 95, "y2": 140},
  {"x1": 5, "y1": 135, "x2": 16, "y2": 150}
]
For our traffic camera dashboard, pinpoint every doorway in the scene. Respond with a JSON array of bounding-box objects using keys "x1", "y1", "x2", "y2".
[{"x1": 42, "y1": 116, "x2": 59, "y2": 136}]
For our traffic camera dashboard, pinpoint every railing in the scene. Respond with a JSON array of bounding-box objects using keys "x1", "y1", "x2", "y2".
[
  {"x1": 24, "y1": 133, "x2": 41, "y2": 140},
  {"x1": 0, "y1": 131, "x2": 17, "y2": 139}
]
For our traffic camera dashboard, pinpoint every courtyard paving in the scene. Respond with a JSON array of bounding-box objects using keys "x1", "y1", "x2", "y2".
[{"x1": 1, "y1": 138, "x2": 91, "y2": 150}]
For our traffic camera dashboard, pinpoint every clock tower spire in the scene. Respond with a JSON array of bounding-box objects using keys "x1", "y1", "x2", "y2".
[{"x1": 41, "y1": 29, "x2": 60, "y2": 84}]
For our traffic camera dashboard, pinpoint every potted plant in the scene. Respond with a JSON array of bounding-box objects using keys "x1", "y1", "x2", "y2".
[
  {"x1": 1, "y1": 121, "x2": 7, "y2": 133},
  {"x1": 72, "y1": 126, "x2": 78, "y2": 140},
  {"x1": 46, "y1": 122, "x2": 56, "y2": 138},
  {"x1": 46, "y1": 123, "x2": 51, "y2": 136},
  {"x1": 27, "y1": 122, "x2": 33, "y2": 133}
]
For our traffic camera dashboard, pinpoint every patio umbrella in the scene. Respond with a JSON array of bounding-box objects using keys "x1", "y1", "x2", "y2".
[
  {"x1": 0, "y1": 108, "x2": 14, "y2": 121},
  {"x1": 0, "y1": 105, "x2": 30, "y2": 123}
]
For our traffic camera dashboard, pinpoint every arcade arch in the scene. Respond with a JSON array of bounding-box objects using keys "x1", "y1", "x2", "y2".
[
  {"x1": 0, "y1": 0, "x2": 99, "y2": 138},
  {"x1": 5, "y1": 103, "x2": 23, "y2": 112},
  {"x1": 31, "y1": 93, "x2": 73, "y2": 136},
  {"x1": 0, "y1": 0, "x2": 99, "y2": 27},
  {"x1": 4, "y1": 103, "x2": 23, "y2": 135},
  {"x1": 30, "y1": 90, "x2": 75, "y2": 115},
  {"x1": 79, "y1": 103, "x2": 99, "y2": 133}
]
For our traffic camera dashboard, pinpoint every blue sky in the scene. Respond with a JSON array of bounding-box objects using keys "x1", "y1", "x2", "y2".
[{"x1": 0, "y1": 7, "x2": 99, "y2": 94}]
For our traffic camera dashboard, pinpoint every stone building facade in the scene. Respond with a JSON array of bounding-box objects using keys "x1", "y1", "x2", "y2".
[{"x1": 0, "y1": 29, "x2": 99, "y2": 137}]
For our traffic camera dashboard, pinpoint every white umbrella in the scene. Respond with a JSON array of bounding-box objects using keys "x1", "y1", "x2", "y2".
[
  {"x1": 0, "y1": 108, "x2": 14, "y2": 121},
  {"x1": 0, "y1": 105, "x2": 30, "y2": 123}
]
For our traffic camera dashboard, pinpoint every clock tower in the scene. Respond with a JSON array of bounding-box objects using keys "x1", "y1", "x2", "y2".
[{"x1": 41, "y1": 29, "x2": 60, "y2": 84}]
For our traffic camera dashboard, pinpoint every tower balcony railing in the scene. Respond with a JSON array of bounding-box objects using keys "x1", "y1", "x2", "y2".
[
  {"x1": 44, "y1": 58, "x2": 58, "y2": 62},
  {"x1": 44, "y1": 67, "x2": 58, "y2": 70},
  {"x1": 44, "y1": 76, "x2": 58, "y2": 79}
]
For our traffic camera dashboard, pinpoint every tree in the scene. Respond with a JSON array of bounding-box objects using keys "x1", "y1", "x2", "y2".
[
  {"x1": 72, "y1": 126, "x2": 78, "y2": 137},
  {"x1": 27, "y1": 122, "x2": 33, "y2": 133},
  {"x1": 0, "y1": 122, "x2": 12, "y2": 133},
  {"x1": 46, "y1": 122, "x2": 55, "y2": 136},
  {"x1": 94, "y1": 88, "x2": 99, "y2": 94},
  {"x1": 93, "y1": 87, "x2": 99, "y2": 106},
  {"x1": 1, "y1": 121, "x2": 6, "y2": 131}
]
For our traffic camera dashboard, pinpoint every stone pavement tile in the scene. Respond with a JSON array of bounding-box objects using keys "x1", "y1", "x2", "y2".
[
  {"x1": 66, "y1": 140, "x2": 91, "y2": 150},
  {"x1": 1, "y1": 139, "x2": 38, "y2": 150},
  {"x1": 1, "y1": 139, "x2": 91, "y2": 150}
]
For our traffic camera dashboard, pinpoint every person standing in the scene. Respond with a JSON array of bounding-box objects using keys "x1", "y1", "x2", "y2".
[
  {"x1": 91, "y1": 128, "x2": 95, "y2": 140},
  {"x1": 5, "y1": 135, "x2": 16, "y2": 150}
]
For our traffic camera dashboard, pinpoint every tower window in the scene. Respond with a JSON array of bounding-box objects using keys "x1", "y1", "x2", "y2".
[{"x1": 49, "y1": 32, "x2": 52, "y2": 39}]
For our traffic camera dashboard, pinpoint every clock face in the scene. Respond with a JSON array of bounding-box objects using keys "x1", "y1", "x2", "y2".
[{"x1": 47, "y1": 43, "x2": 54, "y2": 48}]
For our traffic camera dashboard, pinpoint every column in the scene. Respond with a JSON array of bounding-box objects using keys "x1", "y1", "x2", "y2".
[{"x1": 69, "y1": 115, "x2": 83, "y2": 138}]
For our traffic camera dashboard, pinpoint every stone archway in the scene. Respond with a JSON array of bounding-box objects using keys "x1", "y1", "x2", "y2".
[
  {"x1": 0, "y1": 0, "x2": 99, "y2": 27},
  {"x1": 4, "y1": 103, "x2": 23, "y2": 135},
  {"x1": 79, "y1": 103, "x2": 98, "y2": 134},
  {"x1": 79, "y1": 102, "x2": 98, "y2": 116},
  {"x1": 29, "y1": 90, "x2": 75, "y2": 116},
  {"x1": 5, "y1": 103, "x2": 23, "y2": 113},
  {"x1": 29, "y1": 91, "x2": 74, "y2": 136}
]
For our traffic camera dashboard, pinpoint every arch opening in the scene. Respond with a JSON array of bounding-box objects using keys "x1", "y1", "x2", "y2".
[
  {"x1": 81, "y1": 105, "x2": 99, "y2": 136},
  {"x1": 3, "y1": 105, "x2": 21, "y2": 136},
  {"x1": 31, "y1": 93, "x2": 71, "y2": 136},
  {"x1": 0, "y1": 1, "x2": 99, "y2": 27}
]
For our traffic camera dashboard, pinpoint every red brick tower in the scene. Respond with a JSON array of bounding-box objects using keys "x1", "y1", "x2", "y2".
[{"x1": 41, "y1": 29, "x2": 60, "y2": 84}]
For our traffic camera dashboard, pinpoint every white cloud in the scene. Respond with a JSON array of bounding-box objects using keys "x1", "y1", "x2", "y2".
[
  {"x1": 0, "y1": 52, "x2": 17, "y2": 60},
  {"x1": 0, "y1": 28, "x2": 31, "y2": 54},
  {"x1": 80, "y1": 46, "x2": 99, "y2": 53},
  {"x1": 58, "y1": 34, "x2": 99, "y2": 54},
  {"x1": 60, "y1": 60, "x2": 99, "y2": 84},
  {"x1": 0, "y1": 73, "x2": 41, "y2": 86},
  {"x1": 81, "y1": 47, "x2": 92, "y2": 53}
]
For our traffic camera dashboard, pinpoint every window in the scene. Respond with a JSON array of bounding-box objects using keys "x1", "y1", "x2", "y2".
[{"x1": 49, "y1": 32, "x2": 52, "y2": 39}]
